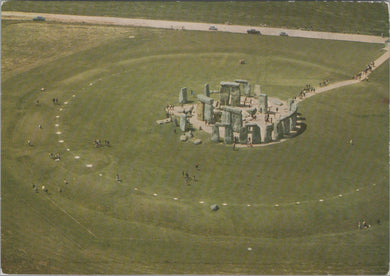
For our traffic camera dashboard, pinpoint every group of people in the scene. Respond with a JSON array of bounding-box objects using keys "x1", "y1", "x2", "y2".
[
  {"x1": 318, "y1": 80, "x2": 330, "y2": 87},
  {"x1": 353, "y1": 61, "x2": 375, "y2": 81},
  {"x1": 49, "y1": 152, "x2": 61, "y2": 160},
  {"x1": 94, "y1": 139, "x2": 110, "y2": 148},
  {"x1": 182, "y1": 163, "x2": 200, "y2": 185},
  {"x1": 52, "y1": 98, "x2": 59, "y2": 104},
  {"x1": 165, "y1": 104, "x2": 175, "y2": 116}
]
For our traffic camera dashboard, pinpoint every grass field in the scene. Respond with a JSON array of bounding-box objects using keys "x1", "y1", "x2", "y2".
[
  {"x1": 1, "y1": 3, "x2": 389, "y2": 275},
  {"x1": 2, "y1": 1, "x2": 389, "y2": 36}
]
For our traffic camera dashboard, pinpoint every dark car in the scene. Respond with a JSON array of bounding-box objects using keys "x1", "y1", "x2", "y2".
[
  {"x1": 33, "y1": 16, "x2": 45, "y2": 21},
  {"x1": 279, "y1": 31, "x2": 288, "y2": 36},
  {"x1": 247, "y1": 29, "x2": 261, "y2": 35}
]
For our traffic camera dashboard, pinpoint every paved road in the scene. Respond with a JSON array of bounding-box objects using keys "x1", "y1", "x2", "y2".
[{"x1": 2, "y1": 11, "x2": 387, "y2": 44}]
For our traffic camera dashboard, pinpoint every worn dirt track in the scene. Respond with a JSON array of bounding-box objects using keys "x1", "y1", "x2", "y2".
[{"x1": 2, "y1": 11, "x2": 388, "y2": 44}]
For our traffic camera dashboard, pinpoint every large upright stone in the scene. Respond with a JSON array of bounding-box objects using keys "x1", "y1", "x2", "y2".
[
  {"x1": 239, "y1": 127, "x2": 248, "y2": 144},
  {"x1": 221, "y1": 110, "x2": 231, "y2": 125},
  {"x1": 179, "y1": 114, "x2": 187, "y2": 132},
  {"x1": 204, "y1": 83, "x2": 210, "y2": 97},
  {"x1": 222, "y1": 106, "x2": 242, "y2": 132},
  {"x1": 273, "y1": 120, "x2": 283, "y2": 140},
  {"x1": 196, "y1": 102, "x2": 205, "y2": 121},
  {"x1": 231, "y1": 112, "x2": 242, "y2": 132},
  {"x1": 282, "y1": 118, "x2": 290, "y2": 135},
  {"x1": 251, "y1": 124, "x2": 261, "y2": 144},
  {"x1": 211, "y1": 125, "x2": 220, "y2": 143},
  {"x1": 264, "y1": 124, "x2": 273, "y2": 143},
  {"x1": 290, "y1": 113, "x2": 297, "y2": 130},
  {"x1": 235, "y1": 79, "x2": 250, "y2": 96},
  {"x1": 258, "y1": 93, "x2": 268, "y2": 113},
  {"x1": 224, "y1": 125, "x2": 234, "y2": 144},
  {"x1": 197, "y1": 95, "x2": 214, "y2": 123},
  {"x1": 179, "y1": 87, "x2": 188, "y2": 104},
  {"x1": 204, "y1": 103, "x2": 214, "y2": 123},
  {"x1": 230, "y1": 86, "x2": 241, "y2": 107}
]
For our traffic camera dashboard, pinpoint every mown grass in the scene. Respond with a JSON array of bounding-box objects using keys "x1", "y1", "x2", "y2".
[
  {"x1": 2, "y1": 1, "x2": 389, "y2": 36},
  {"x1": 1, "y1": 17, "x2": 389, "y2": 275}
]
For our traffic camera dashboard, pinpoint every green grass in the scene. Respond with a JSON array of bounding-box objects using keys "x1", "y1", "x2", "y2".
[
  {"x1": 1, "y1": 16, "x2": 389, "y2": 275},
  {"x1": 3, "y1": 1, "x2": 389, "y2": 36}
]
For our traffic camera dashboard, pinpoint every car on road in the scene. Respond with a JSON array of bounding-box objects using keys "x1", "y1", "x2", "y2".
[
  {"x1": 247, "y1": 29, "x2": 261, "y2": 35},
  {"x1": 279, "y1": 31, "x2": 288, "y2": 36},
  {"x1": 33, "y1": 16, "x2": 45, "y2": 21},
  {"x1": 209, "y1": 26, "x2": 218, "y2": 31}
]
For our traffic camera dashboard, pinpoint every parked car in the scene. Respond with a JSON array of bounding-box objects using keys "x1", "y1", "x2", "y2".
[
  {"x1": 209, "y1": 26, "x2": 218, "y2": 31},
  {"x1": 33, "y1": 16, "x2": 45, "y2": 21},
  {"x1": 279, "y1": 31, "x2": 288, "y2": 36},
  {"x1": 247, "y1": 29, "x2": 261, "y2": 35}
]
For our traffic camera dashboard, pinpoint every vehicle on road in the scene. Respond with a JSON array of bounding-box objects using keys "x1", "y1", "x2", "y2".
[
  {"x1": 279, "y1": 31, "x2": 288, "y2": 36},
  {"x1": 247, "y1": 29, "x2": 261, "y2": 35},
  {"x1": 33, "y1": 16, "x2": 45, "y2": 21},
  {"x1": 209, "y1": 26, "x2": 218, "y2": 31}
]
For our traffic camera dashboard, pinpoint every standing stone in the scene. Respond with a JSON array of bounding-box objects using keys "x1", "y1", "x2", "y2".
[
  {"x1": 251, "y1": 124, "x2": 261, "y2": 144},
  {"x1": 239, "y1": 127, "x2": 248, "y2": 144},
  {"x1": 219, "y1": 85, "x2": 230, "y2": 105},
  {"x1": 230, "y1": 86, "x2": 241, "y2": 107},
  {"x1": 231, "y1": 112, "x2": 243, "y2": 133},
  {"x1": 204, "y1": 83, "x2": 210, "y2": 97},
  {"x1": 211, "y1": 125, "x2": 220, "y2": 143},
  {"x1": 221, "y1": 110, "x2": 231, "y2": 125},
  {"x1": 204, "y1": 103, "x2": 214, "y2": 124},
  {"x1": 196, "y1": 102, "x2": 205, "y2": 121},
  {"x1": 264, "y1": 124, "x2": 273, "y2": 143},
  {"x1": 290, "y1": 113, "x2": 297, "y2": 131},
  {"x1": 224, "y1": 125, "x2": 234, "y2": 144},
  {"x1": 179, "y1": 114, "x2": 187, "y2": 132},
  {"x1": 273, "y1": 120, "x2": 283, "y2": 140},
  {"x1": 258, "y1": 93, "x2": 268, "y2": 113},
  {"x1": 282, "y1": 118, "x2": 290, "y2": 135},
  {"x1": 179, "y1": 87, "x2": 188, "y2": 104}
]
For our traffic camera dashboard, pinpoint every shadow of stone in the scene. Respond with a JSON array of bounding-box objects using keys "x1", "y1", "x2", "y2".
[{"x1": 290, "y1": 122, "x2": 307, "y2": 138}]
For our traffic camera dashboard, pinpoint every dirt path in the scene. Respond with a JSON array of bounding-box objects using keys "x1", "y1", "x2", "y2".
[
  {"x1": 296, "y1": 48, "x2": 389, "y2": 103},
  {"x1": 2, "y1": 11, "x2": 387, "y2": 44}
]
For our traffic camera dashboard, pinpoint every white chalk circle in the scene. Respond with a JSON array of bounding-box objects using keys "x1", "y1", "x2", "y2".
[
  {"x1": 153, "y1": 193, "x2": 158, "y2": 197},
  {"x1": 66, "y1": 148, "x2": 70, "y2": 151},
  {"x1": 173, "y1": 197, "x2": 178, "y2": 200},
  {"x1": 274, "y1": 204, "x2": 279, "y2": 207},
  {"x1": 222, "y1": 203, "x2": 228, "y2": 206},
  {"x1": 247, "y1": 204, "x2": 251, "y2": 207},
  {"x1": 247, "y1": 247, "x2": 252, "y2": 251},
  {"x1": 56, "y1": 115, "x2": 60, "y2": 118},
  {"x1": 72, "y1": 95, "x2": 76, "y2": 98},
  {"x1": 64, "y1": 101, "x2": 68, "y2": 105},
  {"x1": 134, "y1": 188, "x2": 138, "y2": 191},
  {"x1": 55, "y1": 124, "x2": 59, "y2": 127},
  {"x1": 59, "y1": 108, "x2": 63, "y2": 111},
  {"x1": 58, "y1": 140, "x2": 64, "y2": 143},
  {"x1": 199, "y1": 201, "x2": 204, "y2": 204},
  {"x1": 56, "y1": 131, "x2": 62, "y2": 135},
  {"x1": 86, "y1": 164, "x2": 93, "y2": 167},
  {"x1": 296, "y1": 201, "x2": 301, "y2": 205},
  {"x1": 356, "y1": 189, "x2": 360, "y2": 192},
  {"x1": 319, "y1": 199, "x2": 324, "y2": 202},
  {"x1": 74, "y1": 156, "x2": 80, "y2": 159}
]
